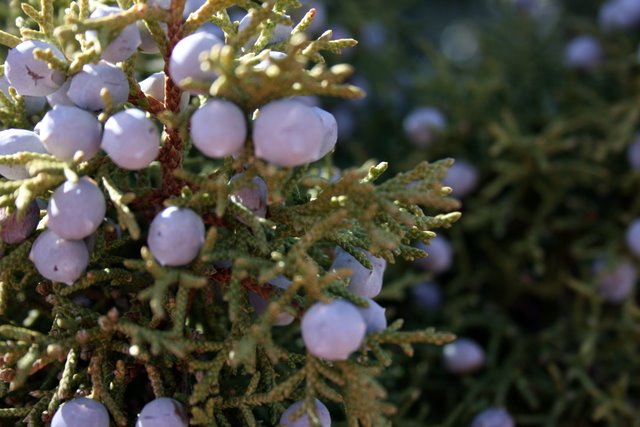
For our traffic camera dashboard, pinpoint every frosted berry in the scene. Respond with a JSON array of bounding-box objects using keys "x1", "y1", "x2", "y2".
[
  {"x1": 148, "y1": 207, "x2": 205, "y2": 266},
  {"x1": 301, "y1": 300, "x2": 366, "y2": 360},
  {"x1": 564, "y1": 35, "x2": 603, "y2": 71},
  {"x1": 595, "y1": 259, "x2": 637, "y2": 303},
  {"x1": 238, "y1": 13, "x2": 292, "y2": 49},
  {"x1": 29, "y1": 230, "x2": 90, "y2": 285},
  {"x1": 356, "y1": 298, "x2": 387, "y2": 333},
  {"x1": 313, "y1": 107, "x2": 338, "y2": 159},
  {"x1": 248, "y1": 291, "x2": 294, "y2": 326},
  {"x1": 139, "y1": 72, "x2": 190, "y2": 110},
  {"x1": 442, "y1": 160, "x2": 479, "y2": 198},
  {"x1": 0, "y1": 129, "x2": 47, "y2": 180},
  {"x1": 46, "y1": 79, "x2": 74, "y2": 108},
  {"x1": 47, "y1": 177, "x2": 106, "y2": 240},
  {"x1": 0, "y1": 75, "x2": 46, "y2": 115},
  {"x1": 414, "y1": 235, "x2": 453, "y2": 273},
  {"x1": 470, "y1": 407, "x2": 515, "y2": 427},
  {"x1": 403, "y1": 107, "x2": 446, "y2": 148},
  {"x1": 229, "y1": 175, "x2": 268, "y2": 221},
  {"x1": 102, "y1": 109, "x2": 160, "y2": 170},
  {"x1": 253, "y1": 99, "x2": 326, "y2": 167},
  {"x1": 442, "y1": 338, "x2": 485, "y2": 375},
  {"x1": 599, "y1": 0, "x2": 640, "y2": 31},
  {"x1": 412, "y1": 281, "x2": 442, "y2": 312},
  {"x1": 36, "y1": 105, "x2": 102, "y2": 161},
  {"x1": 331, "y1": 247, "x2": 386, "y2": 298},
  {"x1": 68, "y1": 61, "x2": 129, "y2": 111},
  {"x1": 626, "y1": 219, "x2": 640, "y2": 257},
  {"x1": 0, "y1": 201, "x2": 39, "y2": 244},
  {"x1": 135, "y1": 397, "x2": 188, "y2": 427},
  {"x1": 280, "y1": 399, "x2": 331, "y2": 427},
  {"x1": 51, "y1": 397, "x2": 109, "y2": 427},
  {"x1": 86, "y1": 6, "x2": 141, "y2": 63},
  {"x1": 628, "y1": 137, "x2": 640, "y2": 170},
  {"x1": 169, "y1": 32, "x2": 223, "y2": 93},
  {"x1": 190, "y1": 99, "x2": 247, "y2": 158},
  {"x1": 5, "y1": 40, "x2": 66, "y2": 97}
]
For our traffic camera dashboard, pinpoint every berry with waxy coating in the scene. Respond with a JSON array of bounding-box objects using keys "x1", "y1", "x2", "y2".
[
  {"x1": 102, "y1": 109, "x2": 160, "y2": 170},
  {"x1": 46, "y1": 79, "x2": 74, "y2": 107},
  {"x1": 313, "y1": 107, "x2": 338, "y2": 159},
  {"x1": 139, "y1": 72, "x2": 190, "y2": 110},
  {"x1": 148, "y1": 207, "x2": 205, "y2": 266},
  {"x1": 248, "y1": 291, "x2": 294, "y2": 326},
  {"x1": 0, "y1": 201, "x2": 39, "y2": 244},
  {"x1": 36, "y1": 105, "x2": 102, "y2": 161},
  {"x1": 628, "y1": 137, "x2": 640, "y2": 170},
  {"x1": 301, "y1": 299, "x2": 366, "y2": 360},
  {"x1": 280, "y1": 399, "x2": 331, "y2": 427},
  {"x1": 412, "y1": 281, "x2": 442, "y2": 312},
  {"x1": 51, "y1": 397, "x2": 110, "y2": 427},
  {"x1": 190, "y1": 99, "x2": 247, "y2": 158},
  {"x1": 564, "y1": 35, "x2": 603, "y2": 70},
  {"x1": 253, "y1": 99, "x2": 327, "y2": 167},
  {"x1": 356, "y1": 298, "x2": 387, "y2": 333},
  {"x1": 0, "y1": 129, "x2": 47, "y2": 180},
  {"x1": 599, "y1": 0, "x2": 640, "y2": 31},
  {"x1": 169, "y1": 32, "x2": 223, "y2": 93},
  {"x1": 68, "y1": 61, "x2": 129, "y2": 111},
  {"x1": 86, "y1": 6, "x2": 141, "y2": 63},
  {"x1": 595, "y1": 259, "x2": 637, "y2": 303},
  {"x1": 331, "y1": 247, "x2": 386, "y2": 298},
  {"x1": 135, "y1": 397, "x2": 188, "y2": 427},
  {"x1": 402, "y1": 107, "x2": 446, "y2": 148},
  {"x1": 47, "y1": 177, "x2": 106, "y2": 240},
  {"x1": 442, "y1": 160, "x2": 479, "y2": 198},
  {"x1": 414, "y1": 235, "x2": 454, "y2": 273},
  {"x1": 229, "y1": 175, "x2": 268, "y2": 221},
  {"x1": 29, "y1": 230, "x2": 90, "y2": 285},
  {"x1": 442, "y1": 338, "x2": 485, "y2": 375},
  {"x1": 626, "y1": 218, "x2": 640, "y2": 257},
  {"x1": 5, "y1": 40, "x2": 66, "y2": 97},
  {"x1": 470, "y1": 407, "x2": 515, "y2": 427},
  {"x1": 0, "y1": 75, "x2": 46, "y2": 115}
]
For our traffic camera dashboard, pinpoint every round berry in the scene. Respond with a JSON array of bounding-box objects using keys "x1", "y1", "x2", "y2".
[
  {"x1": 47, "y1": 177, "x2": 106, "y2": 240},
  {"x1": 86, "y1": 6, "x2": 141, "y2": 63},
  {"x1": 313, "y1": 107, "x2": 338, "y2": 159},
  {"x1": 0, "y1": 129, "x2": 48, "y2": 180},
  {"x1": 51, "y1": 397, "x2": 109, "y2": 427},
  {"x1": 29, "y1": 230, "x2": 90, "y2": 285},
  {"x1": 442, "y1": 160, "x2": 479, "y2": 198},
  {"x1": 280, "y1": 399, "x2": 331, "y2": 427},
  {"x1": 356, "y1": 298, "x2": 387, "y2": 333},
  {"x1": 403, "y1": 107, "x2": 446, "y2": 148},
  {"x1": 564, "y1": 35, "x2": 603, "y2": 71},
  {"x1": 68, "y1": 61, "x2": 129, "y2": 111},
  {"x1": 190, "y1": 99, "x2": 247, "y2": 158},
  {"x1": 5, "y1": 40, "x2": 66, "y2": 97},
  {"x1": 169, "y1": 32, "x2": 223, "y2": 93},
  {"x1": 248, "y1": 291, "x2": 294, "y2": 326},
  {"x1": 442, "y1": 338, "x2": 485, "y2": 375},
  {"x1": 628, "y1": 137, "x2": 640, "y2": 170},
  {"x1": 414, "y1": 235, "x2": 453, "y2": 274},
  {"x1": 253, "y1": 99, "x2": 326, "y2": 167},
  {"x1": 229, "y1": 175, "x2": 268, "y2": 221},
  {"x1": 301, "y1": 300, "x2": 366, "y2": 360},
  {"x1": 412, "y1": 281, "x2": 442, "y2": 312},
  {"x1": 0, "y1": 201, "x2": 39, "y2": 244},
  {"x1": 135, "y1": 397, "x2": 188, "y2": 427},
  {"x1": 36, "y1": 105, "x2": 102, "y2": 161},
  {"x1": 599, "y1": 0, "x2": 640, "y2": 31},
  {"x1": 148, "y1": 207, "x2": 205, "y2": 266},
  {"x1": 595, "y1": 259, "x2": 637, "y2": 303},
  {"x1": 331, "y1": 247, "x2": 386, "y2": 298},
  {"x1": 0, "y1": 75, "x2": 46, "y2": 115},
  {"x1": 139, "y1": 72, "x2": 190, "y2": 110},
  {"x1": 46, "y1": 79, "x2": 74, "y2": 108},
  {"x1": 102, "y1": 109, "x2": 160, "y2": 170},
  {"x1": 470, "y1": 407, "x2": 515, "y2": 427}
]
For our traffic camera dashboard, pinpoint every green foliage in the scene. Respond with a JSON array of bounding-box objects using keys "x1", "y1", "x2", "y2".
[{"x1": 0, "y1": 0, "x2": 460, "y2": 426}]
